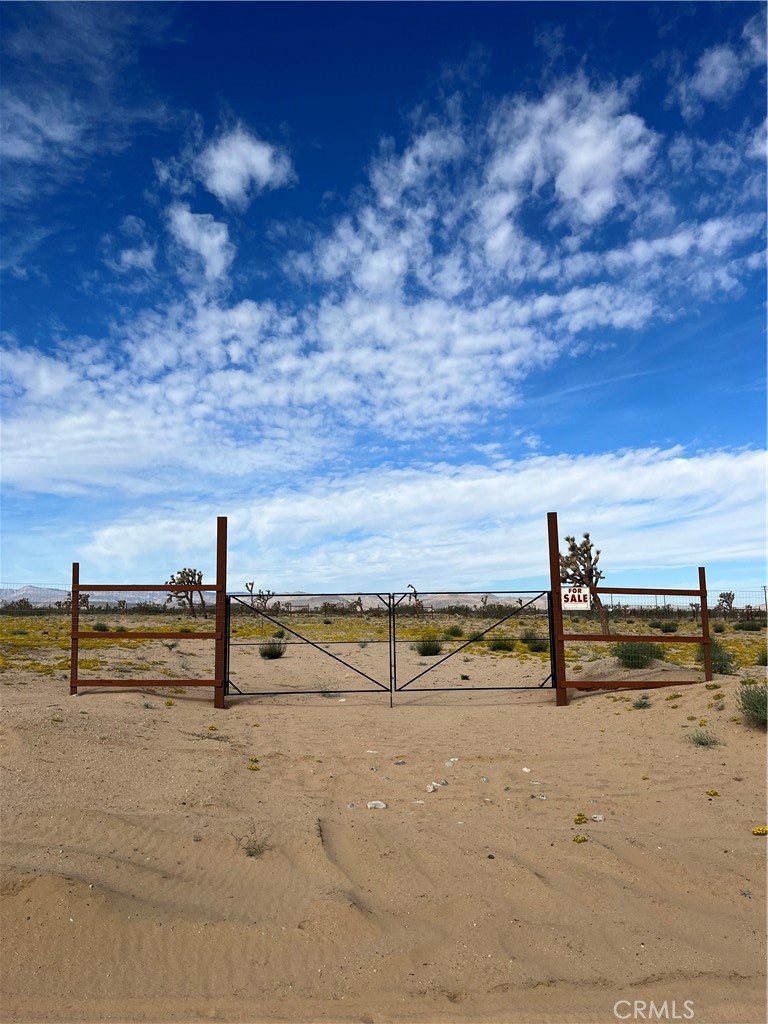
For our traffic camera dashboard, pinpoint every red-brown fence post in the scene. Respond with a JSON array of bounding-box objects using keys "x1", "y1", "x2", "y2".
[
  {"x1": 213, "y1": 516, "x2": 228, "y2": 709},
  {"x1": 70, "y1": 562, "x2": 79, "y2": 696},
  {"x1": 547, "y1": 512, "x2": 569, "y2": 706},
  {"x1": 699, "y1": 566, "x2": 712, "y2": 681}
]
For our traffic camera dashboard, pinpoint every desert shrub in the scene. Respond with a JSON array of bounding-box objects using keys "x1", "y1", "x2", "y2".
[
  {"x1": 521, "y1": 630, "x2": 548, "y2": 653},
  {"x1": 633, "y1": 694, "x2": 652, "y2": 709},
  {"x1": 649, "y1": 620, "x2": 663, "y2": 630},
  {"x1": 738, "y1": 682, "x2": 767, "y2": 726},
  {"x1": 697, "y1": 639, "x2": 736, "y2": 674},
  {"x1": 660, "y1": 621, "x2": 677, "y2": 633},
  {"x1": 614, "y1": 642, "x2": 664, "y2": 669},
  {"x1": 713, "y1": 622, "x2": 726, "y2": 633},
  {"x1": 115, "y1": 625, "x2": 128, "y2": 633},
  {"x1": 468, "y1": 631, "x2": 484, "y2": 643},
  {"x1": 489, "y1": 638, "x2": 515, "y2": 652},
  {"x1": 688, "y1": 728, "x2": 720, "y2": 747},
  {"x1": 444, "y1": 624, "x2": 464, "y2": 638},
  {"x1": 259, "y1": 640, "x2": 286, "y2": 660},
  {"x1": 415, "y1": 638, "x2": 442, "y2": 656},
  {"x1": 92, "y1": 622, "x2": 109, "y2": 631},
  {"x1": 755, "y1": 646, "x2": 768, "y2": 667},
  {"x1": 734, "y1": 620, "x2": 762, "y2": 631},
  {"x1": 272, "y1": 628, "x2": 286, "y2": 639}
]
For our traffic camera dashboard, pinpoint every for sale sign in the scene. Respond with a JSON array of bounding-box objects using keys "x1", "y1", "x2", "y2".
[{"x1": 561, "y1": 586, "x2": 591, "y2": 610}]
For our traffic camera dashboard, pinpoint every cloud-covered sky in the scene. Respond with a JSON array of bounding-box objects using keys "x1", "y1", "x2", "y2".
[{"x1": 1, "y1": 1, "x2": 765, "y2": 593}]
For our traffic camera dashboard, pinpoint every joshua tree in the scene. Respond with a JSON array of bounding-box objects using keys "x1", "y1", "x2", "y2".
[
  {"x1": 559, "y1": 532, "x2": 609, "y2": 634},
  {"x1": 406, "y1": 584, "x2": 424, "y2": 617},
  {"x1": 717, "y1": 592, "x2": 735, "y2": 619},
  {"x1": 166, "y1": 568, "x2": 207, "y2": 618},
  {"x1": 245, "y1": 582, "x2": 275, "y2": 610}
]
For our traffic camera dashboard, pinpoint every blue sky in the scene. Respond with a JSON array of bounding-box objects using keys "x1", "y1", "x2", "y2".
[{"x1": 1, "y1": 1, "x2": 765, "y2": 593}]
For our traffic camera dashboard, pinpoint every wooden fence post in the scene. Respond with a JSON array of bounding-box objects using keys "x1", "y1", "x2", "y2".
[
  {"x1": 214, "y1": 516, "x2": 228, "y2": 709},
  {"x1": 699, "y1": 566, "x2": 712, "y2": 681},
  {"x1": 547, "y1": 512, "x2": 568, "y2": 706},
  {"x1": 70, "y1": 562, "x2": 79, "y2": 696}
]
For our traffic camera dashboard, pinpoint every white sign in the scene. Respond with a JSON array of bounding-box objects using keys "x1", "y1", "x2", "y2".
[{"x1": 561, "y1": 586, "x2": 592, "y2": 610}]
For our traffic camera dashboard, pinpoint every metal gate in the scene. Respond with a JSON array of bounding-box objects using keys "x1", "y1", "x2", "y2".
[{"x1": 225, "y1": 591, "x2": 556, "y2": 704}]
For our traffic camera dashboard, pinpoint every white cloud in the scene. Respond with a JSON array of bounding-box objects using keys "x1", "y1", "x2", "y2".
[
  {"x1": 78, "y1": 447, "x2": 766, "y2": 589},
  {"x1": 197, "y1": 127, "x2": 294, "y2": 209},
  {"x1": 484, "y1": 76, "x2": 658, "y2": 231},
  {"x1": 670, "y1": 12, "x2": 765, "y2": 120},
  {"x1": 109, "y1": 243, "x2": 156, "y2": 273},
  {"x1": 168, "y1": 203, "x2": 235, "y2": 282}
]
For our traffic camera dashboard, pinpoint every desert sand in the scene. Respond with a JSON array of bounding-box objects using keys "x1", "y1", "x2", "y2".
[{"x1": 1, "y1": 622, "x2": 766, "y2": 1024}]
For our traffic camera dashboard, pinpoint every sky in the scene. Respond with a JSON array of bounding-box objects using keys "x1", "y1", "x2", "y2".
[{"x1": 1, "y1": 1, "x2": 766, "y2": 595}]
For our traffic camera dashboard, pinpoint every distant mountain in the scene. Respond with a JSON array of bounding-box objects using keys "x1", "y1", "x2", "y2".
[
  {"x1": 0, "y1": 585, "x2": 69, "y2": 606},
  {"x1": 0, "y1": 585, "x2": 167, "y2": 607}
]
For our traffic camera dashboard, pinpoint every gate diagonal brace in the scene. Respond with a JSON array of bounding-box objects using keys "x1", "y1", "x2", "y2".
[
  {"x1": 228, "y1": 594, "x2": 390, "y2": 691},
  {"x1": 397, "y1": 592, "x2": 551, "y2": 690}
]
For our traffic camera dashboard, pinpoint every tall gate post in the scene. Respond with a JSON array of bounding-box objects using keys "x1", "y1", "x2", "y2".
[
  {"x1": 213, "y1": 516, "x2": 228, "y2": 709},
  {"x1": 547, "y1": 512, "x2": 569, "y2": 706},
  {"x1": 699, "y1": 566, "x2": 713, "y2": 681},
  {"x1": 69, "y1": 562, "x2": 79, "y2": 696}
]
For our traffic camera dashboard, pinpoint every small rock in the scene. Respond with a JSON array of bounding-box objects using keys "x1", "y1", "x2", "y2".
[
  {"x1": 591, "y1": 814, "x2": 605, "y2": 822},
  {"x1": 588, "y1": 799, "x2": 599, "y2": 805},
  {"x1": 504, "y1": 786, "x2": 512, "y2": 792},
  {"x1": 367, "y1": 801, "x2": 387, "y2": 810},
  {"x1": 370, "y1": 767, "x2": 378, "y2": 771},
  {"x1": 346, "y1": 803, "x2": 355, "y2": 809},
  {"x1": 426, "y1": 783, "x2": 439, "y2": 793},
  {"x1": 522, "y1": 767, "x2": 531, "y2": 773},
  {"x1": 481, "y1": 776, "x2": 489, "y2": 783},
  {"x1": 413, "y1": 799, "x2": 425, "y2": 804},
  {"x1": 394, "y1": 760, "x2": 406, "y2": 765},
  {"x1": 437, "y1": 779, "x2": 449, "y2": 786},
  {"x1": 530, "y1": 794, "x2": 546, "y2": 800}
]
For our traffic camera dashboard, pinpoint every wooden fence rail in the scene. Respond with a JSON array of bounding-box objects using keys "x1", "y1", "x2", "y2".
[
  {"x1": 70, "y1": 517, "x2": 228, "y2": 709},
  {"x1": 547, "y1": 512, "x2": 712, "y2": 706}
]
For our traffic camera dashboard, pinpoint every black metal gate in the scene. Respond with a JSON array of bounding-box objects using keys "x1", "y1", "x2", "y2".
[{"x1": 225, "y1": 591, "x2": 555, "y2": 704}]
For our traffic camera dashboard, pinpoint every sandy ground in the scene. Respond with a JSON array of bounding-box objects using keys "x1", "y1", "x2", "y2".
[{"x1": 1, "y1": 634, "x2": 766, "y2": 1024}]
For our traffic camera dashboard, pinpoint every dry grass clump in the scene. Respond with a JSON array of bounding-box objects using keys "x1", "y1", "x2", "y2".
[{"x1": 737, "y1": 682, "x2": 767, "y2": 726}]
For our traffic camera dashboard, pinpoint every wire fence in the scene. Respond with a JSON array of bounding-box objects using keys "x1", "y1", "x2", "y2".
[{"x1": 1, "y1": 583, "x2": 766, "y2": 617}]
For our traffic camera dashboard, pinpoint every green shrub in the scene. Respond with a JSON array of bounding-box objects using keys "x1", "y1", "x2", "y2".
[
  {"x1": 660, "y1": 621, "x2": 678, "y2": 633},
  {"x1": 521, "y1": 630, "x2": 548, "y2": 653},
  {"x1": 92, "y1": 622, "x2": 109, "y2": 631},
  {"x1": 489, "y1": 638, "x2": 515, "y2": 652},
  {"x1": 734, "y1": 620, "x2": 762, "y2": 631},
  {"x1": 614, "y1": 642, "x2": 664, "y2": 669},
  {"x1": 415, "y1": 638, "x2": 442, "y2": 656},
  {"x1": 649, "y1": 620, "x2": 663, "y2": 630},
  {"x1": 632, "y1": 694, "x2": 652, "y2": 709},
  {"x1": 697, "y1": 639, "x2": 736, "y2": 674},
  {"x1": 755, "y1": 646, "x2": 767, "y2": 667},
  {"x1": 713, "y1": 622, "x2": 726, "y2": 633},
  {"x1": 115, "y1": 625, "x2": 128, "y2": 633},
  {"x1": 467, "y1": 631, "x2": 484, "y2": 643},
  {"x1": 272, "y1": 628, "x2": 285, "y2": 639},
  {"x1": 444, "y1": 624, "x2": 464, "y2": 638},
  {"x1": 688, "y1": 728, "x2": 720, "y2": 747},
  {"x1": 259, "y1": 640, "x2": 286, "y2": 660},
  {"x1": 738, "y1": 682, "x2": 767, "y2": 726}
]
